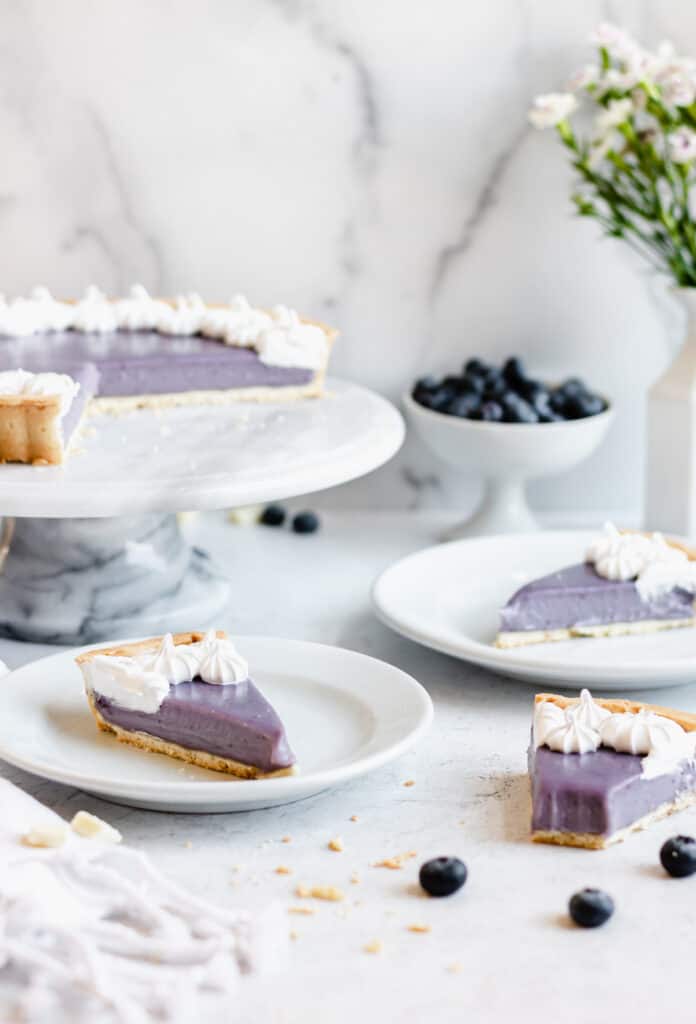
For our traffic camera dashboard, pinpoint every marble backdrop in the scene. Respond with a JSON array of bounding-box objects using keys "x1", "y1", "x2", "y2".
[{"x1": 1, "y1": 0, "x2": 695, "y2": 518}]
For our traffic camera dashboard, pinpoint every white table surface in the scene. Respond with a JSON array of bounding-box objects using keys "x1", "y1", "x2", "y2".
[{"x1": 1, "y1": 510, "x2": 694, "y2": 1024}]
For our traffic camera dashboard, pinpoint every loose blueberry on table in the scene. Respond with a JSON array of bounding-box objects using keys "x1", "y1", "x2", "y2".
[
  {"x1": 260, "y1": 504, "x2": 287, "y2": 527},
  {"x1": 412, "y1": 357, "x2": 607, "y2": 423},
  {"x1": 660, "y1": 835, "x2": 696, "y2": 878},
  {"x1": 568, "y1": 888, "x2": 614, "y2": 928},
  {"x1": 292, "y1": 511, "x2": 321, "y2": 534},
  {"x1": 419, "y1": 856, "x2": 468, "y2": 897}
]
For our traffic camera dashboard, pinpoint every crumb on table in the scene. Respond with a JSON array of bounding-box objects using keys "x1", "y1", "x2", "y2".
[
  {"x1": 328, "y1": 836, "x2": 344, "y2": 852},
  {"x1": 295, "y1": 884, "x2": 345, "y2": 902},
  {"x1": 364, "y1": 939, "x2": 383, "y2": 954},
  {"x1": 373, "y1": 851, "x2": 417, "y2": 870}
]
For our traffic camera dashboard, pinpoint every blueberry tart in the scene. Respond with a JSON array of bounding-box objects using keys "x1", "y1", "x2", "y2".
[
  {"x1": 497, "y1": 524, "x2": 696, "y2": 648},
  {"x1": 0, "y1": 285, "x2": 336, "y2": 464},
  {"x1": 77, "y1": 630, "x2": 296, "y2": 778},
  {"x1": 530, "y1": 689, "x2": 696, "y2": 849}
]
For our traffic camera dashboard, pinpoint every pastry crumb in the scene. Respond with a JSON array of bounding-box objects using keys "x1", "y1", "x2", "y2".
[
  {"x1": 282, "y1": 835, "x2": 292, "y2": 843},
  {"x1": 288, "y1": 906, "x2": 315, "y2": 916},
  {"x1": 275, "y1": 865, "x2": 292, "y2": 875},
  {"x1": 447, "y1": 962, "x2": 463, "y2": 974},
  {"x1": 289, "y1": 929, "x2": 299, "y2": 941},
  {"x1": 407, "y1": 924, "x2": 431, "y2": 934},
  {"x1": 328, "y1": 836, "x2": 344, "y2": 852},
  {"x1": 295, "y1": 884, "x2": 345, "y2": 902},
  {"x1": 350, "y1": 872, "x2": 360, "y2": 885},
  {"x1": 350, "y1": 815, "x2": 359, "y2": 822},
  {"x1": 364, "y1": 939, "x2": 383, "y2": 954},
  {"x1": 373, "y1": 851, "x2": 417, "y2": 870},
  {"x1": 20, "y1": 823, "x2": 68, "y2": 848},
  {"x1": 70, "y1": 811, "x2": 121, "y2": 844},
  {"x1": 403, "y1": 780, "x2": 416, "y2": 787},
  {"x1": 226, "y1": 505, "x2": 262, "y2": 526}
]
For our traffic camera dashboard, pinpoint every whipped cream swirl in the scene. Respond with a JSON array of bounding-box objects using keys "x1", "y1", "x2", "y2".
[
  {"x1": 534, "y1": 689, "x2": 696, "y2": 777},
  {"x1": 0, "y1": 368, "x2": 80, "y2": 417},
  {"x1": 0, "y1": 284, "x2": 329, "y2": 371},
  {"x1": 586, "y1": 522, "x2": 696, "y2": 601},
  {"x1": 84, "y1": 630, "x2": 250, "y2": 712}
]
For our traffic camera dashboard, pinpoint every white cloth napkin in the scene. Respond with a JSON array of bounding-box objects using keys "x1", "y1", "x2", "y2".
[{"x1": 0, "y1": 780, "x2": 281, "y2": 1023}]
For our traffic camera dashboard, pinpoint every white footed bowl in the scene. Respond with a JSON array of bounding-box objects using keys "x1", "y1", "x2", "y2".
[{"x1": 403, "y1": 391, "x2": 614, "y2": 538}]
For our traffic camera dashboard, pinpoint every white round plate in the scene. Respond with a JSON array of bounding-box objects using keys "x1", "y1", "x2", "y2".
[
  {"x1": 372, "y1": 530, "x2": 696, "y2": 691},
  {"x1": 0, "y1": 378, "x2": 404, "y2": 517},
  {"x1": 0, "y1": 636, "x2": 432, "y2": 812}
]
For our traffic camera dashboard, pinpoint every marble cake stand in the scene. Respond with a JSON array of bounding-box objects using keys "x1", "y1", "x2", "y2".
[{"x1": 0, "y1": 379, "x2": 404, "y2": 644}]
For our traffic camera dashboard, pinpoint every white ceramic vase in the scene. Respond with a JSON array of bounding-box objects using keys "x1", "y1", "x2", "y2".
[{"x1": 645, "y1": 288, "x2": 696, "y2": 535}]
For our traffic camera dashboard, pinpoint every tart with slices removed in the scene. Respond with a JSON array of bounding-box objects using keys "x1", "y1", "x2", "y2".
[
  {"x1": 530, "y1": 689, "x2": 696, "y2": 849},
  {"x1": 497, "y1": 523, "x2": 696, "y2": 648},
  {"x1": 77, "y1": 630, "x2": 295, "y2": 779},
  {"x1": 0, "y1": 285, "x2": 336, "y2": 465}
]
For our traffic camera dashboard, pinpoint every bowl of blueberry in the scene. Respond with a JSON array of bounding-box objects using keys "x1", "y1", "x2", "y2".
[{"x1": 404, "y1": 357, "x2": 613, "y2": 539}]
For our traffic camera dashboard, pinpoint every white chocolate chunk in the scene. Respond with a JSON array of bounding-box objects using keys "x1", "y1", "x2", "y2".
[
  {"x1": 21, "y1": 822, "x2": 68, "y2": 848},
  {"x1": 70, "y1": 810, "x2": 122, "y2": 844}
]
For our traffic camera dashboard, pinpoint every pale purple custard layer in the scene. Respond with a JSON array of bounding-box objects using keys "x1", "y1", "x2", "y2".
[
  {"x1": 0, "y1": 329, "x2": 313, "y2": 400},
  {"x1": 500, "y1": 562, "x2": 694, "y2": 633},
  {"x1": 529, "y1": 742, "x2": 696, "y2": 836},
  {"x1": 94, "y1": 677, "x2": 296, "y2": 773}
]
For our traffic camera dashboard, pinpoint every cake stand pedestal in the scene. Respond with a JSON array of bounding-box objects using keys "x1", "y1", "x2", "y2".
[{"x1": 0, "y1": 379, "x2": 403, "y2": 644}]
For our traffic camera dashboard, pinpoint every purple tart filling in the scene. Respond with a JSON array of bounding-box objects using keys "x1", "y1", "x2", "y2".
[
  {"x1": 0, "y1": 329, "x2": 313, "y2": 397},
  {"x1": 94, "y1": 676, "x2": 295, "y2": 773},
  {"x1": 500, "y1": 562, "x2": 694, "y2": 633},
  {"x1": 529, "y1": 743, "x2": 696, "y2": 837}
]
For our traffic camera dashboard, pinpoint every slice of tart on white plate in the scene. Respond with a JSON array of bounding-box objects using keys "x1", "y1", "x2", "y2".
[
  {"x1": 76, "y1": 630, "x2": 296, "y2": 779},
  {"x1": 497, "y1": 523, "x2": 696, "y2": 648},
  {"x1": 529, "y1": 689, "x2": 696, "y2": 849}
]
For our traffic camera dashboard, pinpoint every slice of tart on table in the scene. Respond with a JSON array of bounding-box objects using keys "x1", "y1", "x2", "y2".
[
  {"x1": 497, "y1": 523, "x2": 696, "y2": 648},
  {"x1": 0, "y1": 285, "x2": 337, "y2": 465},
  {"x1": 77, "y1": 630, "x2": 296, "y2": 779},
  {"x1": 529, "y1": 689, "x2": 696, "y2": 849}
]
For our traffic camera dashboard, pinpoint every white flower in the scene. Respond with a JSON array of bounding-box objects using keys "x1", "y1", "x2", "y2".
[
  {"x1": 591, "y1": 23, "x2": 641, "y2": 62},
  {"x1": 568, "y1": 64, "x2": 599, "y2": 91},
  {"x1": 594, "y1": 97, "x2": 634, "y2": 134},
  {"x1": 660, "y1": 72, "x2": 696, "y2": 107},
  {"x1": 669, "y1": 128, "x2": 696, "y2": 164},
  {"x1": 528, "y1": 92, "x2": 578, "y2": 129}
]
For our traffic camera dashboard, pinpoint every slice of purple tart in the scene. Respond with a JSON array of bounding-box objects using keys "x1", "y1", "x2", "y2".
[
  {"x1": 77, "y1": 630, "x2": 295, "y2": 779},
  {"x1": 529, "y1": 689, "x2": 696, "y2": 849},
  {"x1": 497, "y1": 525, "x2": 696, "y2": 648}
]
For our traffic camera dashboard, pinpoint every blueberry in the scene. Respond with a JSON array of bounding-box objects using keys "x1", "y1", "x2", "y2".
[
  {"x1": 419, "y1": 857, "x2": 468, "y2": 898},
  {"x1": 462, "y1": 372, "x2": 485, "y2": 394},
  {"x1": 559, "y1": 377, "x2": 586, "y2": 398},
  {"x1": 501, "y1": 392, "x2": 539, "y2": 424},
  {"x1": 516, "y1": 378, "x2": 545, "y2": 401},
  {"x1": 481, "y1": 400, "x2": 504, "y2": 422},
  {"x1": 292, "y1": 511, "x2": 320, "y2": 534},
  {"x1": 463, "y1": 358, "x2": 489, "y2": 378},
  {"x1": 447, "y1": 391, "x2": 481, "y2": 418},
  {"x1": 549, "y1": 389, "x2": 569, "y2": 416},
  {"x1": 417, "y1": 385, "x2": 457, "y2": 411},
  {"x1": 482, "y1": 368, "x2": 506, "y2": 399},
  {"x1": 564, "y1": 393, "x2": 606, "y2": 420},
  {"x1": 414, "y1": 375, "x2": 440, "y2": 394},
  {"x1": 530, "y1": 391, "x2": 561, "y2": 422},
  {"x1": 660, "y1": 835, "x2": 696, "y2": 878},
  {"x1": 502, "y1": 356, "x2": 526, "y2": 385},
  {"x1": 568, "y1": 888, "x2": 614, "y2": 928},
  {"x1": 260, "y1": 504, "x2": 286, "y2": 527}
]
